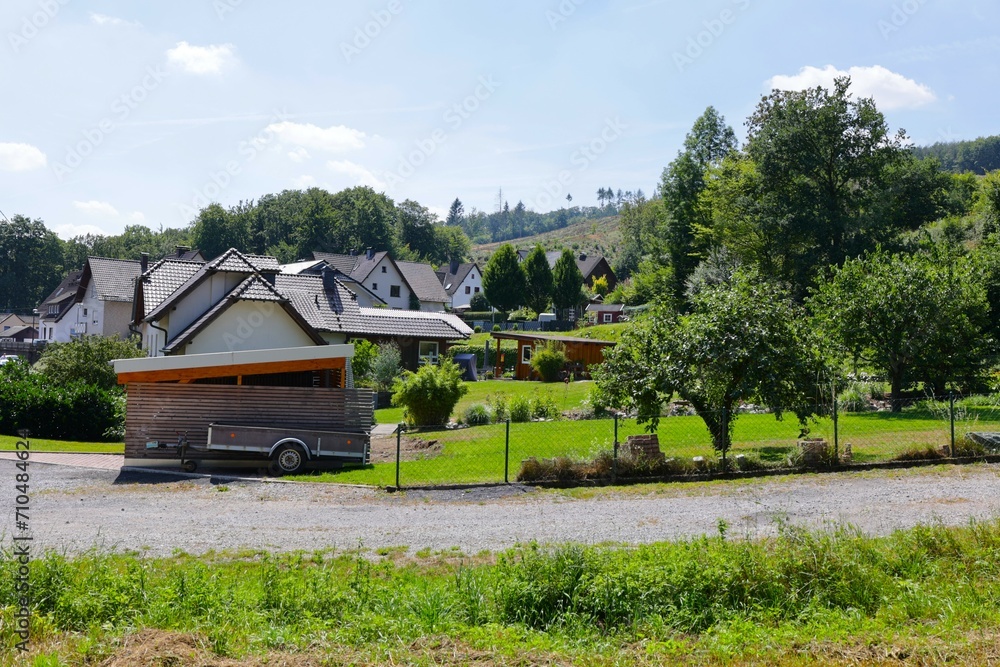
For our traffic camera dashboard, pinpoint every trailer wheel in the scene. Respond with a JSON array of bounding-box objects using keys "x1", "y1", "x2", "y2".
[
  {"x1": 182, "y1": 460, "x2": 197, "y2": 473},
  {"x1": 271, "y1": 443, "x2": 305, "y2": 475}
]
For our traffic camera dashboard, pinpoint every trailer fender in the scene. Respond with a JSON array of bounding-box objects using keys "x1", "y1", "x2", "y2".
[{"x1": 268, "y1": 438, "x2": 312, "y2": 460}]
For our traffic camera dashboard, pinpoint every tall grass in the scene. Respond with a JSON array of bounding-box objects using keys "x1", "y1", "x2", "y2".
[{"x1": 4, "y1": 521, "x2": 1000, "y2": 661}]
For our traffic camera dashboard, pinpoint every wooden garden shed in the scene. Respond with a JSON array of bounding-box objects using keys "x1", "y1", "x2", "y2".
[{"x1": 490, "y1": 332, "x2": 615, "y2": 381}]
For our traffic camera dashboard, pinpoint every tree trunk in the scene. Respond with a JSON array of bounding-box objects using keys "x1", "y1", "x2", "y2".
[{"x1": 890, "y1": 369, "x2": 904, "y2": 413}]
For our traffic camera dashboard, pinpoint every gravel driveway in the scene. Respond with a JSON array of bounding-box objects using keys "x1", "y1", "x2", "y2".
[{"x1": 4, "y1": 462, "x2": 1000, "y2": 557}]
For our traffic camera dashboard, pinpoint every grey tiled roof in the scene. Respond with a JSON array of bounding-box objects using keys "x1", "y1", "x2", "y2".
[
  {"x1": 39, "y1": 271, "x2": 82, "y2": 322},
  {"x1": 312, "y1": 252, "x2": 360, "y2": 275},
  {"x1": 206, "y1": 249, "x2": 259, "y2": 273},
  {"x1": 348, "y1": 251, "x2": 389, "y2": 282},
  {"x1": 139, "y1": 259, "x2": 205, "y2": 318},
  {"x1": 233, "y1": 275, "x2": 286, "y2": 302},
  {"x1": 245, "y1": 254, "x2": 281, "y2": 272},
  {"x1": 356, "y1": 308, "x2": 473, "y2": 339},
  {"x1": 396, "y1": 261, "x2": 450, "y2": 304},
  {"x1": 86, "y1": 257, "x2": 142, "y2": 302}
]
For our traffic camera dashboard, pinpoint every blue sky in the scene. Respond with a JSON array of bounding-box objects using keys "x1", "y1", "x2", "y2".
[{"x1": 1, "y1": 0, "x2": 998, "y2": 239}]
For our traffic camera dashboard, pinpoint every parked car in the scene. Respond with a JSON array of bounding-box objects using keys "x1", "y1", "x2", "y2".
[{"x1": 0, "y1": 354, "x2": 20, "y2": 365}]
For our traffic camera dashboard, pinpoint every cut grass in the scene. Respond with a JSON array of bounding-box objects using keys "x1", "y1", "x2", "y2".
[
  {"x1": 0, "y1": 434, "x2": 123, "y2": 454},
  {"x1": 310, "y1": 405, "x2": 1000, "y2": 487},
  {"x1": 6, "y1": 520, "x2": 1000, "y2": 665}
]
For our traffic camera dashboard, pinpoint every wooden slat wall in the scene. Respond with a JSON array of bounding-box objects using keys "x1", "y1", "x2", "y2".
[{"x1": 124, "y1": 383, "x2": 374, "y2": 459}]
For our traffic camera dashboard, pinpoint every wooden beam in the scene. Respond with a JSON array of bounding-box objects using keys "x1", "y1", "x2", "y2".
[{"x1": 118, "y1": 357, "x2": 346, "y2": 385}]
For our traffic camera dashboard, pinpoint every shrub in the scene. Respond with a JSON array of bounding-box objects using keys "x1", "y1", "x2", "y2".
[
  {"x1": 954, "y1": 436, "x2": 988, "y2": 458},
  {"x1": 509, "y1": 396, "x2": 532, "y2": 422},
  {"x1": 473, "y1": 326, "x2": 482, "y2": 334},
  {"x1": 351, "y1": 339, "x2": 379, "y2": 381},
  {"x1": 492, "y1": 324, "x2": 501, "y2": 332},
  {"x1": 531, "y1": 394, "x2": 560, "y2": 420},
  {"x1": 488, "y1": 394, "x2": 509, "y2": 423},
  {"x1": 837, "y1": 385, "x2": 870, "y2": 413},
  {"x1": 463, "y1": 404, "x2": 492, "y2": 426},
  {"x1": 894, "y1": 446, "x2": 946, "y2": 462},
  {"x1": 36, "y1": 335, "x2": 145, "y2": 391},
  {"x1": 531, "y1": 340, "x2": 567, "y2": 382},
  {"x1": 371, "y1": 342, "x2": 402, "y2": 392},
  {"x1": 392, "y1": 360, "x2": 468, "y2": 427}
]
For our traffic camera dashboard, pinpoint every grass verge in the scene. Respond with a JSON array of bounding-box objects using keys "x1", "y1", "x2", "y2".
[
  {"x1": 0, "y1": 435, "x2": 122, "y2": 454},
  {"x1": 5, "y1": 521, "x2": 1000, "y2": 665}
]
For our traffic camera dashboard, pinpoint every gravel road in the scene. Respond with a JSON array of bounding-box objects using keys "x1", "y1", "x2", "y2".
[{"x1": 4, "y1": 462, "x2": 1000, "y2": 556}]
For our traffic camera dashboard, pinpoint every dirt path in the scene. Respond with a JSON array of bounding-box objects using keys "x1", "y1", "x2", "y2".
[{"x1": 5, "y1": 462, "x2": 1000, "y2": 557}]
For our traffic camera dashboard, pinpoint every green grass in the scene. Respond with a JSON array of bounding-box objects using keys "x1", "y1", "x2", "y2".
[
  {"x1": 315, "y1": 403, "x2": 1000, "y2": 487},
  {"x1": 6, "y1": 521, "x2": 1000, "y2": 665},
  {"x1": 375, "y1": 379, "x2": 596, "y2": 426},
  {"x1": 0, "y1": 435, "x2": 122, "y2": 454}
]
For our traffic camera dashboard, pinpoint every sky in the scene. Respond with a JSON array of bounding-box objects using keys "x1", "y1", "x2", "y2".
[{"x1": 1, "y1": 0, "x2": 998, "y2": 240}]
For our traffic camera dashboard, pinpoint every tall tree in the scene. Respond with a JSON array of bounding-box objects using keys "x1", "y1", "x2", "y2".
[
  {"x1": 659, "y1": 106, "x2": 737, "y2": 300},
  {"x1": 446, "y1": 198, "x2": 465, "y2": 227},
  {"x1": 522, "y1": 245, "x2": 554, "y2": 315},
  {"x1": 551, "y1": 249, "x2": 584, "y2": 320},
  {"x1": 191, "y1": 203, "x2": 249, "y2": 260},
  {"x1": 0, "y1": 215, "x2": 63, "y2": 312},
  {"x1": 397, "y1": 199, "x2": 440, "y2": 261},
  {"x1": 481, "y1": 243, "x2": 526, "y2": 312}
]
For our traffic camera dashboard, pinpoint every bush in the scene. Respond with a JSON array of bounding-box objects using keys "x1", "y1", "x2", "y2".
[
  {"x1": 469, "y1": 292, "x2": 490, "y2": 311},
  {"x1": 509, "y1": 396, "x2": 532, "y2": 422},
  {"x1": 392, "y1": 360, "x2": 468, "y2": 427},
  {"x1": 473, "y1": 326, "x2": 482, "y2": 334},
  {"x1": 351, "y1": 339, "x2": 379, "y2": 381},
  {"x1": 36, "y1": 335, "x2": 145, "y2": 391},
  {"x1": 531, "y1": 394, "x2": 560, "y2": 420},
  {"x1": 531, "y1": 341, "x2": 567, "y2": 382},
  {"x1": 463, "y1": 404, "x2": 492, "y2": 426},
  {"x1": 371, "y1": 342, "x2": 402, "y2": 392},
  {"x1": 488, "y1": 394, "x2": 509, "y2": 423},
  {"x1": 492, "y1": 324, "x2": 501, "y2": 332}
]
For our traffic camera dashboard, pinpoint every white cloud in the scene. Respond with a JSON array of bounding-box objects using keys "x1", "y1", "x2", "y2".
[
  {"x1": 130, "y1": 211, "x2": 146, "y2": 223},
  {"x1": 90, "y1": 13, "x2": 140, "y2": 27},
  {"x1": 73, "y1": 200, "x2": 120, "y2": 218},
  {"x1": 268, "y1": 122, "x2": 367, "y2": 153},
  {"x1": 288, "y1": 147, "x2": 311, "y2": 163},
  {"x1": 0, "y1": 142, "x2": 46, "y2": 172},
  {"x1": 53, "y1": 223, "x2": 107, "y2": 240},
  {"x1": 292, "y1": 174, "x2": 319, "y2": 189},
  {"x1": 327, "y1": 160, "x2": 386, "y2": 189},
  {"x1": 166, "y1": 41, "x2": 237, "y2": 75},
  {"x1": 767, "y1": 65, "x2": 937, "y2": 110}
]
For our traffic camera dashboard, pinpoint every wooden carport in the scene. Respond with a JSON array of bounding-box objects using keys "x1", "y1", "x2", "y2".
[{"x1": 490, "y1": 332, "x2": 615, "y2": 381}]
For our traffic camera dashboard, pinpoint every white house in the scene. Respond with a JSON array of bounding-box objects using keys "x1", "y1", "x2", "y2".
[
  {"x1": 436, "y1": 261, "x2": 483, "y2": 310},
  {"x1": 37, "y1": 257, "x2": 143, "y2": 342}
]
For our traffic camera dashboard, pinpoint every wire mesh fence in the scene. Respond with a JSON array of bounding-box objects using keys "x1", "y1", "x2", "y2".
[{"x1": 325, "y1": 393, "x2": 1000, "y2": 488}]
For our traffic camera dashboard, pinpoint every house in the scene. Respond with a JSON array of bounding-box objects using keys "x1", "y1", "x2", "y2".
[
  {"x1": 515, "y1": 250, "x2": 617, "y2": 291},
  {"x1": 313, "y1": 249, "x2": 444, "y2": 311},
  {"x1": 436, "y1": 261, "x2": 483, "y2": 310},
  {"x1": 37, "y1": 271, "x2": 83, "y2": 342},
  {"x1": 0, "y1": 313, "x2": 28, "y2": 332},
  {"x1": 280, "y1": 259, "x2": 386, "y2": 308},
  {"x1": 134, "y1": 248, "x2": 472, "y2": 371},
  {"x1": 68, "y1": 257, "x2": 144, "y2": 340},
  {"x1": 585, "y1": 303, "x2": 626, "y2": 324},
  {"x1": 490, "y1": 331, "x2": 615, "y2": 381},
  {"x1": 0, "y1": 325, "x2": 37, "y2": 343},
  {"x1": 395, "y1": 261, "x2": 449, "y2": 312}
]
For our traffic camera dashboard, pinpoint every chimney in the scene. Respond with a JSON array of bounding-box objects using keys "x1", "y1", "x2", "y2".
[
  {"x1": 175, "y1": 245, "x2": 191, "y2": 258},
  {"x1": 579, "y1": 252, "x2": 587, "y2": 262},
  {"x1": 450, "y1": 259, "x2": 460, "y2": 275},
  {"x1": 366, "y1": 247, "x2": 374, "y2": 260},
  {"x1": 140, "y1": 252, "x2": 149, "y2": 274},
  {"x1": 349, "y1": 248, "x2": 356, "y2": 256},
  {"x1": 321, "y1": 267, "x2": 337, "y2": 292}
]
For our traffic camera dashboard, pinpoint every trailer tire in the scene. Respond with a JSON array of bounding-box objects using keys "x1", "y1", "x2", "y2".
[
  {"x1": 182, "y1": 460, "x2": 197, "y2": 473},
  {"x1": 271, "y1": 443, "x2": 305, "y2": 475}
]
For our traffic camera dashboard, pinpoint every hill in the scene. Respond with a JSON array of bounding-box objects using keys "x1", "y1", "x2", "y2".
[
  {"x1": 471, "y1": 215, "x2": 622, "y2": 265},
  {"x1": 913, "y1": 135, "x2": 1000, "y2": 174}
]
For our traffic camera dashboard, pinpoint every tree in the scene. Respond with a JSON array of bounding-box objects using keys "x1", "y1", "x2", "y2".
[
  {"x1": 715, "y1": 77, "x2": 908, "y2": 297},
  {"x1": 35, "y1": 335, "x2": 145, "y2": 391},
  {"x1": 397, "y1": 199, "x2": 441, "y2": 262},
  {"x1": 191, "y1": 203, "x2": 248, "y2": 260},
  {"x1": 595, "y1": 270, "x2": 824, "y2": 456},
  {"x1": 0, "y1": 215, "x2": 64, "y2": 312},
  {"x1": 810, "y1": 249, "x2": 990, "y2": 408},
  {"x1": 392, "y1": 359, "x2": 468, "y2": 427},
  {"x1": 446, "y1": 198, "x2": 465, "y2": 227},
  {"x1": 482, "y1": 244, "x2": 526, "y2": 312},
  {"x1": 659, "y1": 107, "x2": 737, "y2": 300},
  {"x1": 522, "y1": 245, "x2": 554, "y2": 315},
  {"x1": 551, "y1": 249, "x2": 584, "y2": 320}
]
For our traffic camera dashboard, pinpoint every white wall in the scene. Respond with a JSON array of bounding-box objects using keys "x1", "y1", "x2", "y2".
[
  {"x1": 182, "y1": 300, "x2": 317, "y2": 355},
  {"x1": 450, "y1": 267, "x2": 483, "y2": 309},
  {"x1": 364, "y1": 257, "x2": 412, "y2": 310}
]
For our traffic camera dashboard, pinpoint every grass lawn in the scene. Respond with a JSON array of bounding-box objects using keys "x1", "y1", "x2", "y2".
[
  {"x1": 375, "y1": 378, "x2": 596, "y2": 425},
  {"x1": 0, "y1": 434, "x2": 123, "y2": 454},
  {"x1": 8, "y1": 521, "x2": 1000, "y2": 666},
  {"x1": 306, "y1": 404, "x2": 1000, "y2": 487}
]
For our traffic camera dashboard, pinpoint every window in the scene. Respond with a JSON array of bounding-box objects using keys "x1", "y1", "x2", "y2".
[
  {"x1": 390, "y1": 285, "x2": 401, "y2": 298},
  {"x1": 465, "y1": 286, "x2": 471, "y2": 295},
  {"x1": 381, "y1": 266, "x2": 387, "y2": 273},
  {"x1": 47, "y1": 305, "x2": 59, "y2": 315},
  {"x1": 82, "y1": 308, "x2": 88, "y2": 317},
  {"x1": 521, "y1": 345, "x2": 533, "y2": 365},
  {"x1": 474, "y1": 287, "x2": 480, "y2": 293},
  {"x1": 603, "y1": 313, "x2": 613, "y2": 323},
  {"x1": 372, "y1": 282, "x2": 378, "y2": 291},
  {"x1": 418, "y1": 341, "x2": 439, "y2": 365}
]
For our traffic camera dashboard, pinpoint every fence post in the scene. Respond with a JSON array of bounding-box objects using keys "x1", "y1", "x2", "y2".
[
  {"x1": 395, "y1": 424, "x2": 402, "y2": 490},
  {"x1": 832, "y1": 386, "x2": 839, "y2": 465},
  {"x1": 721, "y1": 406, "x2": 728, "y2": 471},
  {"x1": 612, "y1": 413, "x2": 619, "y2": 484},
  {"x1": 949, "y1": 392, "x2": 956, "y2": 457},
  {"x1": 504, "y1": 419, "x2": 510, "y2": 484}
]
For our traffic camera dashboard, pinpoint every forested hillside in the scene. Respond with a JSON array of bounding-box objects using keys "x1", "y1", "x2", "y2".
[{"x1": 914, "y1": 135, "x2": 1000, "y2": 174}]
